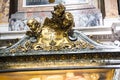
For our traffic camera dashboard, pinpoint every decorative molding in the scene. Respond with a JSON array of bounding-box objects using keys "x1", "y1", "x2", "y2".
[
  {"x1": 0, "y1": 27, "x2": 113, "y2": 41},
  {"x1": 0, "y1": 31, "x2": 26, "y2": 40}
]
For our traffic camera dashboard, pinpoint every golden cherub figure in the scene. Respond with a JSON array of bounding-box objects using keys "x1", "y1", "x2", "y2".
[
  {"x1": 26, "y1": 18, "x2": 42, "y2": 37},
  {"x1": 27, "y1": 4, "x2": 75, "y2": 51}
]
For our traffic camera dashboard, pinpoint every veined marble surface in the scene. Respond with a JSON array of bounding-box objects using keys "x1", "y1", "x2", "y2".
[{"x1": 9, "y1": 7, "x2": 102, "y2": 31}]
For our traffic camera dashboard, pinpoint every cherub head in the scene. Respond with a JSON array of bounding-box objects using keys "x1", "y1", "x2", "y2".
[
  {"x1": 27, "y1": 18, "x2": 40, "y2": 31},
  {"x1": 52, "y1": 3, "x2": 65, "y2": 17}
]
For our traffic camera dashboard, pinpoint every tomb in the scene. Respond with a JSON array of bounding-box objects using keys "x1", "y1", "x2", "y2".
[{"x1": 0, "y1": 3, "x2": 120, "y2": 80}]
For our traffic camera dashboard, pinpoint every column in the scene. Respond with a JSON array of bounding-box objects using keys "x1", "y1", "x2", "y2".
[
  {"x1": 104, "y1": 0, "x2": 120, "y2": 26},
  {"x1": 104, "y1": 0, "x2": 119, "y2": 18},
  {"x1": 0, "y1": 0, "x2": 10, "y2": 24}
]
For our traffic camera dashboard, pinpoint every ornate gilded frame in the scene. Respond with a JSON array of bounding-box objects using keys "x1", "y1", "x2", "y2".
[
  {"x1": 23, "y1": 0, "x2": 89, "y2": 7},
  {"x1": 18, "y1": 0, "x2": 90, "y2": 12}
]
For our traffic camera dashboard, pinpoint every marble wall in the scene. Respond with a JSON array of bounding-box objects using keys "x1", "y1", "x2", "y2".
[
  {"x1": 6, "y1": 0, "x2": 101, "y2": 31},
  {"x1": 0, "y1": 0, "x2": 9, "y2": 24},
  {"x1": 9, "y1": 7, "x2": 102, "y2": 31}
]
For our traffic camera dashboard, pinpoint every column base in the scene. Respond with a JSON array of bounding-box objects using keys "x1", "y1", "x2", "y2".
[{"x1": 104, "y1": 17, "x2": 120, "y2": 26}]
